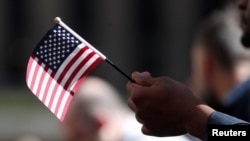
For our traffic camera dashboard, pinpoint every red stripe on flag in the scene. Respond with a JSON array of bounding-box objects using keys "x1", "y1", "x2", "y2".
[
  {"x1": 53, "y1": 51, "x2": 96, "y2": 115},
  {"x1": 41, "y1": 71, "x2": 55, "y2": 104},
  {"x1": 59, "y1": 94, "x2": 73, "y2": 121},
  {"x1": 57, "y1": 46, "x2": 88, "y2": 83},
  {"x1": 36, "y1": 67, "x2": 49, "y2": 99},
  {"x1": 64, "y1": 52, "x2": 95, "y2": 90},
  {"x1": 37, "y1": 66, "x2": 52, "y2": 101},
  {"x1": 56, "y1": 56, "x2": 103, "y2": 120},
  {"x1": 29, "y1": 59, "x2": 42, "y2": 93},
  {"x1": 71, "y1": 57, "x2": 103, "y2": 93},
  {"x1": 47, "y1": 46, "x2": 89, "y2": 109},
  {"x1": 26, "y1": 56, "x2": 34, "y2": 85}
]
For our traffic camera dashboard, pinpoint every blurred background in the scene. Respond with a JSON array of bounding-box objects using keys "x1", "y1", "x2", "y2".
[{"x1": 0, "y1": 0, "x2": 231, "y2": 141}]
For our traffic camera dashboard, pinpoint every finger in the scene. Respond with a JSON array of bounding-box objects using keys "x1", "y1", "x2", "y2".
[
  {"x1": 127, "y1": 98, "x2": 137, "y2": 113},
  {"x1": 131, "y1": 72, "x2": 153, "y2": 86},
  {"x1": 126, "y1": 81, "x2": 138, "y2": 98},
  {"x1": 126, "y1": 81, "x2": 149, "y2": 103},
  {"x1": 141, "y1": 125, "x2": 153, "y2": 136},
  {"x1": 126, "y1": 81, "x2": 144, "y2": 97},
  {"x1": 135, "y1": 114, "x2": 144, "y2": 124},
  {"x1": 126, "y1": 81, "x2": 133, "y2": 95},
  {"x1": 141, "y1": 71, "x2": 151, "y2": 77}
]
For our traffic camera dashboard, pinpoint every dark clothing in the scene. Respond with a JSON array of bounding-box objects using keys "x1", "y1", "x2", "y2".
[
  {"x1": 221, "y1": 79, "x2": 250, "y2": 121},
  {"x1": 208, "y1": 111, "x2": 248, "y2": 125},
  {"x1": 206, "y1": 111, "x2": 249, "y2": 141},
  {"x1": 205, "y1": 80, "x2": 250, "y2": 141}
]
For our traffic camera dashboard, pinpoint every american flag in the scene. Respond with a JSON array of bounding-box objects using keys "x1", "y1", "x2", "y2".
[{"x1": 26, "y1": 23, "x2": 103, "y2": 121}]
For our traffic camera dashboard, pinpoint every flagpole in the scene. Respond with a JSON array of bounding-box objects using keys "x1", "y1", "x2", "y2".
[
  {"x1": 105, "y1": 59, "x2": 135, "y2": 82},
  {"x1": 54, "y1": 17, "x2": 135, "y2": 83}
]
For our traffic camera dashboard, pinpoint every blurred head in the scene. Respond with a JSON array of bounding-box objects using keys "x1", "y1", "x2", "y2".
[
  {"x1": 63, "y1": 94, "x2": 101, "y2": 141},
  {"x1": 63, "y1": 76, "x2": 130, "y2": 141},
  {"x1": 190, "y1": 3, "x2": 250, "y2": 105},
  {"x1": 237, "y1": 0, "x2": 250, "y2": 47},
  {"x1": 75, "y1": 76, "x2": 129, "y2": 118}
]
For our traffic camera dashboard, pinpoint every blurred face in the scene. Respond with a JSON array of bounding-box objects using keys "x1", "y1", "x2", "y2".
[
  {"x1": 64, "y1": 120, "x2": 99, "y2": 141},
  {"x1": 190, "y1": 44, "x2": 207, "y2": 96},
  {"x1": 237, "y1": 0, "x2": 250, "y2": 46},
  {"x1": 63, "y1": 104, "x2": 100, "y2": 141},
  {"x1": 190, "y1": 44, "x2": 222, "y2": 107}
]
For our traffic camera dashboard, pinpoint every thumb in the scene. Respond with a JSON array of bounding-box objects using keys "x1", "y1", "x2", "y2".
[{"x1": 131, "y1": 71, "x2": 153, "y2": 86}]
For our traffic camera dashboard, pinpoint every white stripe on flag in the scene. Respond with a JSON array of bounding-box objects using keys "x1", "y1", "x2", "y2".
[
  {"x1": 44, "y1": 44, "x2": 86, "y2": 106},
  {"x1": 27, "y1": 58, "x2": 39, "y2": 88},
  {"x1": 50, "y1": 48, "x2": 92, "y2": 112},
  {"x1": 69, "y1": 54, "x2": 100, "y2": 91},
  {"x1": 53, "y1": 43, "x2": 86, "y2": 80},
  {"x1": 59, "y1": 49, "x2": 92, "y2": 88},
  {"x1": 57, "y1": 54, "x2": 100, "y2": 118},
  {"x1": 38, "y1": 69, "x2": 52, "y2": 101},
  {"x1": 44, "y1": 76, "x2": 58, "y2": 106},
  {"x1": 32, "y1": 63, "x2": 45, "y2": 95}
]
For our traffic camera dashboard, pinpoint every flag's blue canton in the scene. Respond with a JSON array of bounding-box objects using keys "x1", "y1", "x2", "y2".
[{"x1": 33, "y1": 25, "x2": 81, "y2": 72}]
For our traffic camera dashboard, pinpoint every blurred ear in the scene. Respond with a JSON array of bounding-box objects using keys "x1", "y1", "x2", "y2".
[{"x1": 93, "y1": 115, "x2": 106, "y2": 129}]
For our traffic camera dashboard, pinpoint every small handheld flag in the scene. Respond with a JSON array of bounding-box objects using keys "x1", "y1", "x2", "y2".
[{"x1": 26, "y1": 17, "x2": 133, "y2": 121}]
